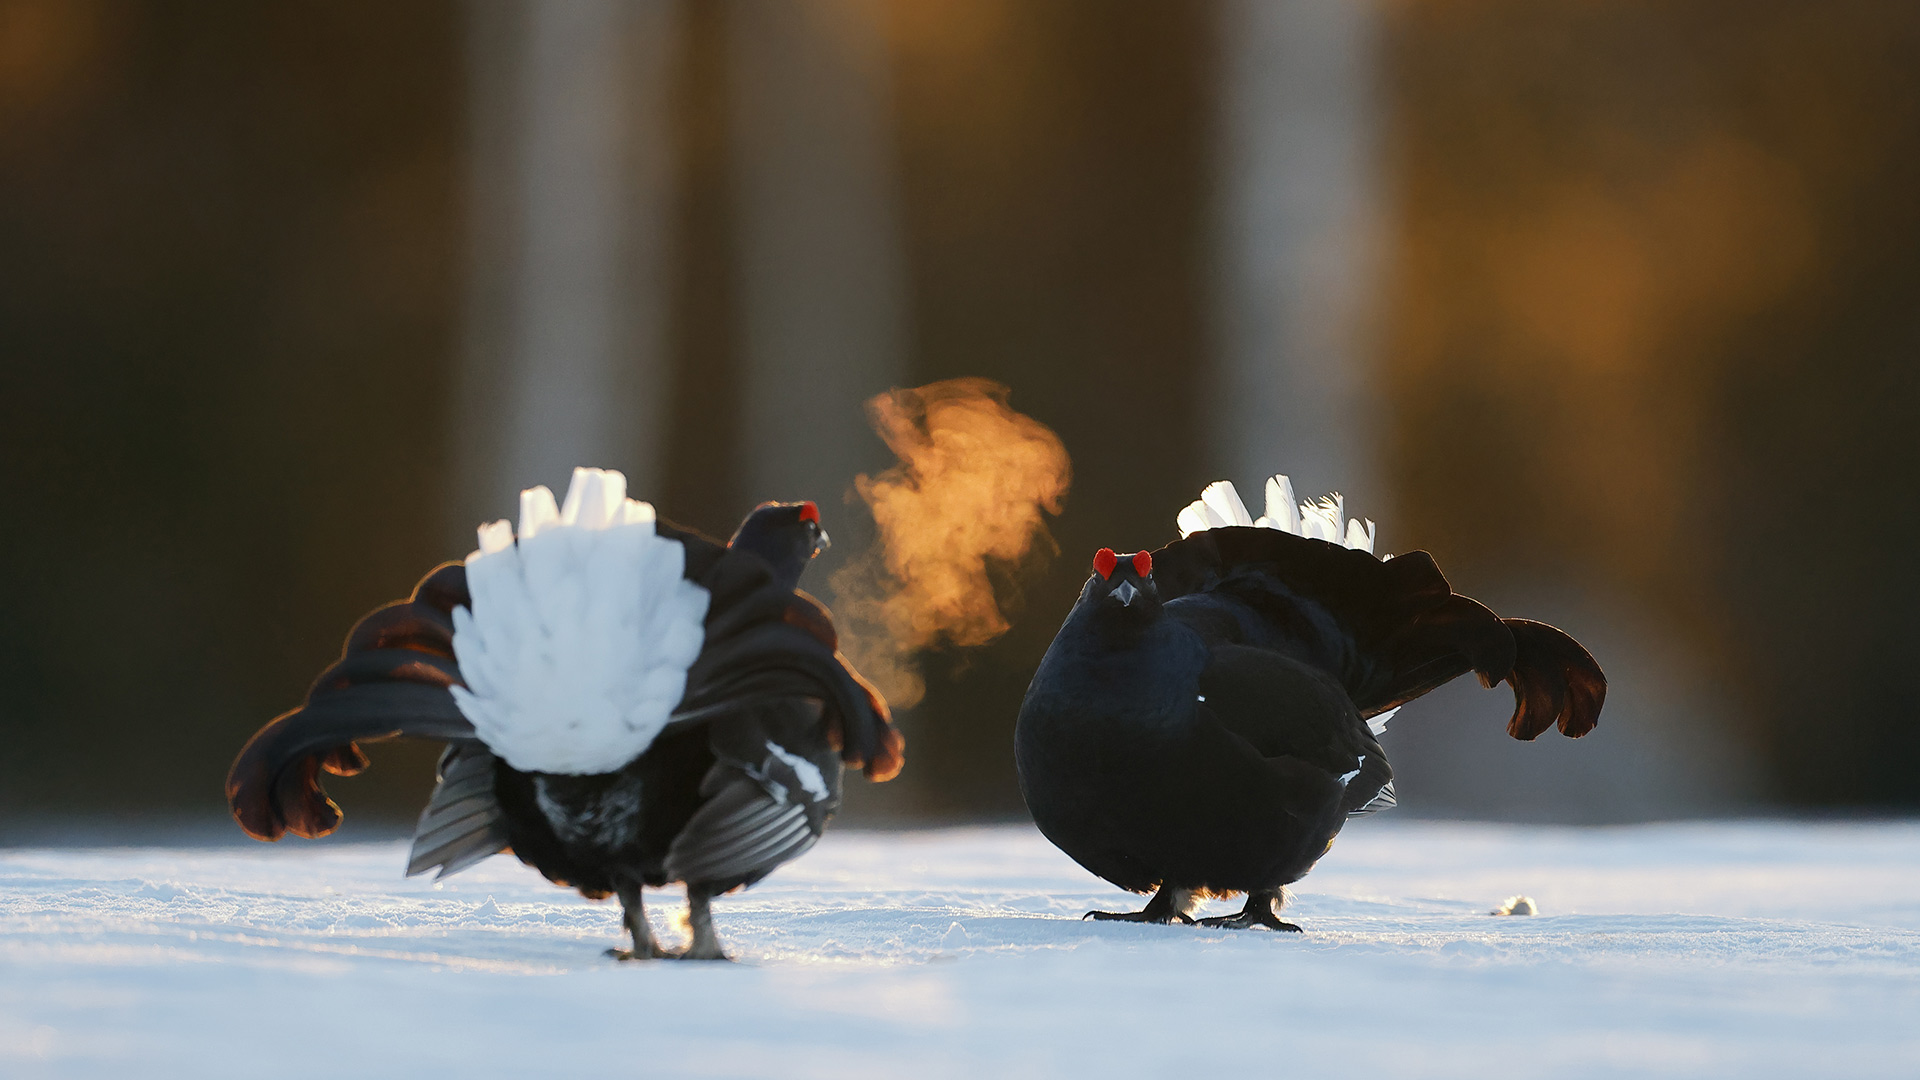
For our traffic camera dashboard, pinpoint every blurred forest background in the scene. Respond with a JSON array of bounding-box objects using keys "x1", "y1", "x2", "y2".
[{"x1": 2, "y1": 0, "x2": 1916, "y2": 838}]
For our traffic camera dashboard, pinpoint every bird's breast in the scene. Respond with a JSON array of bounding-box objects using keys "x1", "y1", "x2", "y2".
[{"x1": 1018, "y1": 612, "x2": 1211, "y2": 757}]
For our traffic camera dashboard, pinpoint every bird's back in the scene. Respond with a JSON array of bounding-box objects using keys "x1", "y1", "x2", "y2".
[{"x1": 1152, "y1": 526, "x2": 1602, "y2": 738}]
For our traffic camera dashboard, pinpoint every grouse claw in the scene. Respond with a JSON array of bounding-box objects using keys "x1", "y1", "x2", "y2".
[
  {"x1": 605, "y1": 945, "x2": 678, "y2": 962},
  {"x1": 1082, "y1": 909, "x2": 1196, "y2": 925},
  {"x1": 1195, "y1": 912, "x2": 1302, "y2": 932}
]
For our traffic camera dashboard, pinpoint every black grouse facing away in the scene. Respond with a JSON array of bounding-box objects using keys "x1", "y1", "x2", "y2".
[
  {"x1": 228, "y1": 468, "x2": 903, "y2": 960},
  {"x1": 1015, "y1": 476, "x2": 1605, "y2": 931}
]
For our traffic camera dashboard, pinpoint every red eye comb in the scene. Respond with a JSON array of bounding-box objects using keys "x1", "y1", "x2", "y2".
[
  {"x1": 1093, "y1": 548, "x2": 1117, "y2": 579},
  {"x1": 1133, "y1": 550, "x2": 1152, "y2": 577},
  {"x1": 798, "y1": 501, "x2": 819, "y2": 524}
]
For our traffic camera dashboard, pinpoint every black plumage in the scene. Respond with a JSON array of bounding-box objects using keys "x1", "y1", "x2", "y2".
[
  {"x1": 227, "y1": 501, "x2": 903, "y2": 960},
  {"x1": 1015, "y1": 526, "x2": 1605, "y2": 931}
]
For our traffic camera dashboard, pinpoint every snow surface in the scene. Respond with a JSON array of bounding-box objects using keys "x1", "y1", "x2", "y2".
[{"x1": 4, "y1": 820, "x2": 1919, "y2": 1078}]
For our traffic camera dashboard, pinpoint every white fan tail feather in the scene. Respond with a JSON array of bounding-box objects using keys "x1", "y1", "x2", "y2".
[
  {"x1": 451, "y1": 467, "x2": 712, "y2": 776},
  {"x1": 1201, "y1": 481, "x2": 1254, "y2": 528},
  {"x1": 1261, "y1": 475, "x2": 1301, "y2": 534},
  {"x1": 1300, "y1": 494, "x2": 1342, "y2": 543},
  {"x1": 475, "y1": 519, "x2": 514, "y2": 557},
  {"x1": 518, "y1": 485, "x2": 560, "y2": 539},
  {"x1": 1175, "y1": 472, "x2": 1380, "y2": 553},
  {"x1": 1347, "y1": 517, "x2": 1378, "y2": 554},
  {"x1": 1176, "y1": 504, "x2": 1212, "y2": 539}
]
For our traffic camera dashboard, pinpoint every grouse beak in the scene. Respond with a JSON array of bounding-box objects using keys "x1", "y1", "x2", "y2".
[
  {"x1": 811, "y1": 525, "x2": 832, "y2": 556},
  {"x1": 1110, "y1": 579, "x2": 1139, "y2": 606}
]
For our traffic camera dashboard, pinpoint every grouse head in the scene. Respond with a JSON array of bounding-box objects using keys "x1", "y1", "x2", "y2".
[
  {"x1": 730, "y1": 500, "x2": 831, "y2": 591},
  {"x1": 1082, "y1": 547, "x2": 1160, "y2": 617}
]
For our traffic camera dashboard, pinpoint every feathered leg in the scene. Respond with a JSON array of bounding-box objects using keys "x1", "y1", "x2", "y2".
[
  {"x1": 1196, "y1": 888, "x2": 1300, "y2": 932},
  {"x1": 679, "y1": 886, "x2": 730, "y2": 961},
  {"x1": 608, "y1": 881, "x2": 672, "y2": 961},
  {"x1": 1083, "y1": 884, "x2": 1196, "y2": 925}
]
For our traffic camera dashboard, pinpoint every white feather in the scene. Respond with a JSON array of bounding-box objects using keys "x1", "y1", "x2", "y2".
[
  {"x1": 1201, "y1": 481, "x2": 1254, "y2": 528},
  {"x1": 765, "y1": 740, "x2": 829, "y2": 801},
  {"x1": 1255, "y1": 474, "x2": 1300, "y2": 534},
  {"x1": 1174, "y1": 473, "x2": 1379, "y2": 554},
  {"x1": 519, "y1": 485, "x2": 559, "y2": 539},
  {"x1": 1338, "y1": 755, "x2": 1365, "y2": 786},
  {"x1": 1366, "y1": 706, "x2": 1400, "y2": 737},
  {"x1": 1176, "y1": 503, "x2": 1213, "y2": 539},
  {"x1": 450, "y1": 467, "x2": 711, "y2": 775},
  {"x1": 1347, "y1": 517, "x2": 1376, "y2": 552},
  {"x1": 1298, "y1": 494, "x2": 1339, "y2": 543},
  {"x1": 474, "y1": 519, "x2": 513, "y2": 557}
]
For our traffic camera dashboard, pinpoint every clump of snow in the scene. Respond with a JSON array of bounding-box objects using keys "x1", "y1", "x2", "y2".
[
  {"x1": 4, "y1": 821, "x2": 1920, "y2": 1078},
  {"x1": 1492, "y1": 894, "x2": 1540, "y2": 916}
]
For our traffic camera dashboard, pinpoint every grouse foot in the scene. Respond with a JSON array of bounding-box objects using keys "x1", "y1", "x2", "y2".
[
  {"x1": 1196, "y1": 890, "x2": 1301, "y2": 932},
  {"x1": 675, "y1": 887, "x2": 733, "y2": 962},
  {"x1": 608, "y1": 881, "x2": 675, "y2": 960},
  {"x1": 1083, "y1": 884, "x2": 1197, "y2": 925},
  {"x1": 606, "y1": 944, "x2": 678, "y2": 961}
]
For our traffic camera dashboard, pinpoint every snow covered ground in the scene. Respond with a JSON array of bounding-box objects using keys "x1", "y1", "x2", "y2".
[{"x1": 4, "y1": 820, "x2": 1918, "y2": 1078}]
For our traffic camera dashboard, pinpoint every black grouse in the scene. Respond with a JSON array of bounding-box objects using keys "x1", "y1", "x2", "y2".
[
  {"x1": 228, "y1": 467, "x2": 903, "y2": 960},
  {"x1": 1015, "y1": 475, "x2": 1605, "y2": 931}
]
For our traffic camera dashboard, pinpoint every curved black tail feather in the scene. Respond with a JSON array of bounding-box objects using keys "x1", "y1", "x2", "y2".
[
  {"x1": 227, "y1": 563, "x2": 477, "y2": 841},
  {"x1": 1502, "y1": 619, "x2": 1607, "y2": 740},
  {"x1": 663, "y1": 520, "x2": 903, "y2": 781},
  {"x1": 1151, "y1": 527, "x2": 1606, "y2": 739}
]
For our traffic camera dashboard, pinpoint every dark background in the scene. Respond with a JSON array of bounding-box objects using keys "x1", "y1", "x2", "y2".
[{"x1": 3, "y1": 0, "x2": 1916, "y2": 837}]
